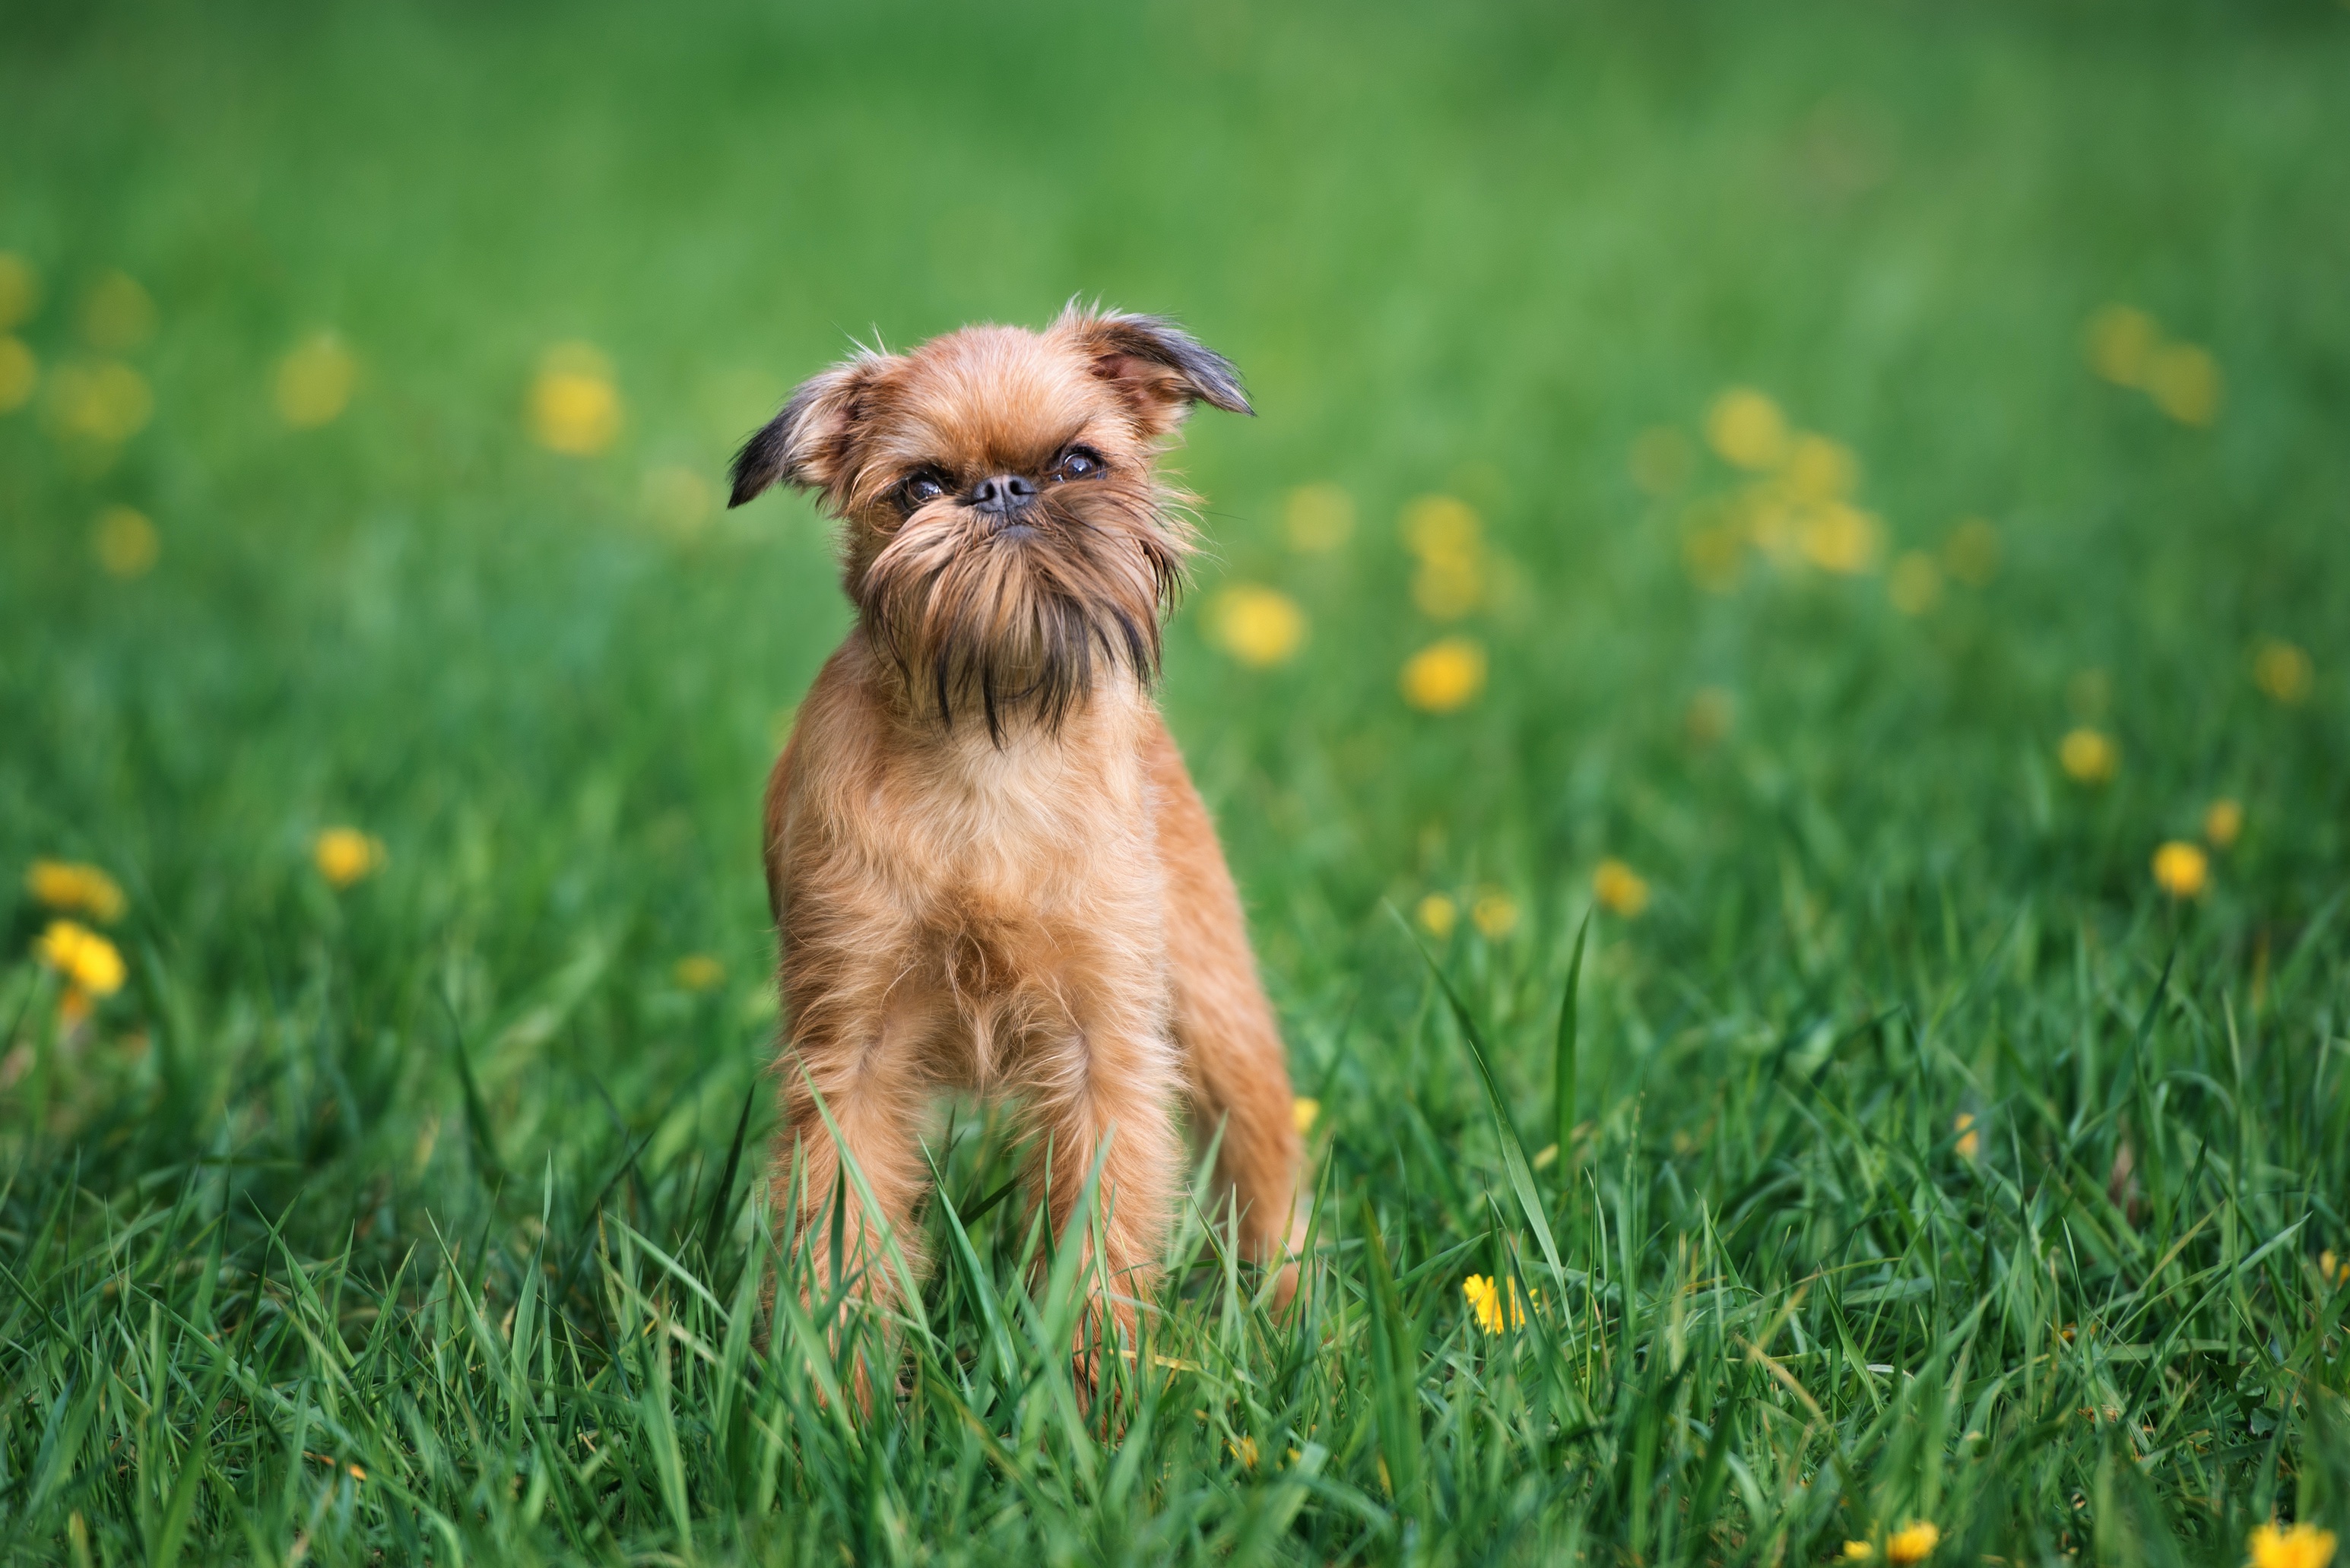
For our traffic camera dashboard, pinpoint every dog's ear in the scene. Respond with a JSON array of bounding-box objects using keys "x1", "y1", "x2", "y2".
[
  {"x1": 728, "y1": 354, "x2": 893, "y2": 508},
  {"x1": 1058, "y1": 306, "x2": 1254, "y2": 434}
]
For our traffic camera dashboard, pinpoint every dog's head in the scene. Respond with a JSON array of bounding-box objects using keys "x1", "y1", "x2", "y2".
[{"x1": 728, "y1": 305, "x2": 1251, "y2": 738}]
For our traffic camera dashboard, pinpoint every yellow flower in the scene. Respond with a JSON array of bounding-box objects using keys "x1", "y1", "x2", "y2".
[
  {"x1": 1416, "y1": 893, "x2": 1458, "y2": 940},
  {"x1": 1629, "y1": 426, "x2": 1695, "y2": 498},
  {"x1": 1462, "y1": 1273, "x2": 1533, "y2": 1334},
  {"x1": 529, "y1": 343, "x2": 622, "y2": 455},
  {"x1": 1283, "y1": 483, "x2": 1355, "y2": 552},
  {"x1": 36, "y1": 920, "x2": 126, "y2": 998},
  {"x1": 1229, "y1": 1435, "x2": 1259, "y2": 1469},
  {"x1": 44, "y1": 360, "x2": 152, "y2": 444},
  {"x1": 1292, "y1": 1097, "x2": 1319, "y2": 1136},
  {"x1": 0, "y1": 252, "x2": 38, "y2": 331},
  {"x1": 1845, "y1": 1541, "x2": 1876, "y2": 1560},
  {"x1": 1942, "y1": 518, "x2": 2001, "y2": 587},
  {"x1": 1955, "y1": 1113, "x2": 1980, "y2": 1161},
  {"x1": 1888, "y1": 552, "x2": 1942, "y2": 616},
  {"x1": 1471, "y1": 889, "x2": 1518, "y2": 940},
  {"x1": 1210, "y1": 584, "x2": 1308, "y2": 667},
  {"x1": 2059, "y1": 728, "x2": 2118, "y2": 785},
  {"x1": 2085, "y1": 305, "x2": 2159, "y2": 387},
  {"x1": 2152, "y1": 841, "x2": 2209, "y2": 900},
  {"x1": 2319, "y1": 1250, "x2": 2348, "y2": 1288},
  {"x1": 1401, "y1": 496, "x2": 1486, "y2": 619},
  {"x1": 1686, "y1": 686, "x2": 1735, "y2": 745},
  {"x1": 1782, "y1": 433, "x2": 1857, "y2": 505},
  {"x1": 312, "y1": 827, "x2": 386, "y2": 889},
  {"x1": 79, "y1": 271, "x2": 156, "y2": 351},
  {"x1": 2247, "y1": 1522, "x2": 2336, "y2": 1568},
  {"x1": 274, "y1": 332, "x2": 358, "y2": 428},
  {"x1": 2199, "y1": 800, "x2": 2243, "y2": 851},
  {"x1": 2148, "y1": 344, "x2": 2221, "y2": 426},
  {"x1": 93, "y1": 505, "x2": 159, "y2": 578},
  {"x1": 0, "y1": 337, "x2": 35, "y2": 413},
  {"x1": 1400, "y1": 637, "x2": 1486, "y2": 713},
  {"x1": 1705, "y1": 388, "x2": 1788, "y2": 470},
  {"x1": 2254, "y1": 640, "x2": 2313, "y2": 705},
  {"x1": 673, "y1": 954, "x2": 725, "y2": 991},
  {"x1": 1798, "y1": 502, "x2": 1884, "y2": 575},
  {"x1": 1594, "y1": 859, "x2": 1650, "y2": 918},
  {"x1": 27, "y1": 860, "x2": 126, "y2": 923},
  {"x1": 1886, "y1": 1521, "x2": 1941, "y2": 1565}
]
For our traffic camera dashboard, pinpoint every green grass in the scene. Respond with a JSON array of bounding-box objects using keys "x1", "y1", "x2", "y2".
[{"x1": 5, "y1": 1, "x2": 2350, "y2": 1562}]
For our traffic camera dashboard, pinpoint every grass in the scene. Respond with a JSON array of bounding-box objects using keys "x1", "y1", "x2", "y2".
[{"x1": 5, "y1": 0, "x2": 2350, "y2": 1562}]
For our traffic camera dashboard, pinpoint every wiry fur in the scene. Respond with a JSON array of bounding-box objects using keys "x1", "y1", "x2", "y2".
[{"x1": 731, "y1": 306, "x2": 1303, "y2": 1385}]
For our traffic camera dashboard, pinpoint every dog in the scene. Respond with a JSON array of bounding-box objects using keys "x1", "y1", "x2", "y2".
[{"x1": 728, "y1": 304, "x2": 1306, "y2": 1377}]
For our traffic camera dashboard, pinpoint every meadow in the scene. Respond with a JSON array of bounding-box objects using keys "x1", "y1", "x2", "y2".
[{"x1": 4, "y1": 1, "x2": 2348, "y2": 1562}]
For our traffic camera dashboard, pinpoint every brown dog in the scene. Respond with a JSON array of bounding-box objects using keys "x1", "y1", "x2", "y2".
[{"x1": 728, "y1": 305, "x2": 1305, "y2": 1367}]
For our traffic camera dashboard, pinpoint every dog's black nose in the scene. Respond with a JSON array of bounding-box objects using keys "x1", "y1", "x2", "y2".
[{"x1": 969, "y1": 474, "x2": 1037, "y2": 515}]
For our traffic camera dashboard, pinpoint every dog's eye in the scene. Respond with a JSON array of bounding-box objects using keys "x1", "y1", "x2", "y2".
[
  {"x1": 900, "y1": 471, "x2": 949, "y2": 508},
  {"x1": 1049, "y1": 447, "x2": 1105, "y2": 483}
]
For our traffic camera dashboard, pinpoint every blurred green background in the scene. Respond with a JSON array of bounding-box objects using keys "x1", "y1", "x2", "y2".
[{"x1": 5, "y1": 0, "x2": 2348, "y2": 1560}]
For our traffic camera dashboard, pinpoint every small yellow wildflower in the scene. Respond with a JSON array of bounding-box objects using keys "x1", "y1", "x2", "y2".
[
  {"x1": 2085, "y1": 305, "x2": 2159, "y2": 387},
  {"x1": 1292, "y1": 1097, "x2": 1319, "y2": 1136},
  {"x1": 1686, "y1": 686, "x2": 1734, "y2": 745},
  {"x1": 36, "y1": 920, "x2": 127, "y2": 1000},
  {"x1": 1471, "y1": 889, "x2": 1518, "y2": 940},
  {"x1": 1400, "y1": 637, "x2": 1486, "y2": 712},
  {"x1": 274, "y1": 332, "x2": 358, "y2": 428},
  {"x1": 1283, "y1": 483, "x2": 1355, "y2": 552},
  {"x1": 1629, "y1": 426, "x2": 1695, "y2": 498},
  {"x1": 642, "y1": 464, "x2": 714, "y2": 537},
  {"x1": 2059, "y1": 728, "x2": 2118, "y2": 785},
  {"x1": 1888, "y1": 552, "x2": 1942, "y2": 616},
  {"x1": 1798, "y1": 502, "x2": 1883, "y2": 575},
  {"x1": 1228, "y1": 1436, "x2": 1259, "y2": 1469},
  {"x1": 2318, "y1": 1250, "x2": 2348, "y2": 1288},
  {"x1": 1844, "y1": 1541, "x2": 1876, "y2": 1561},
  {"x1": 0, "y1": 252, "x2": 38, "y2": 330},
  {"x1": 2152, "y1": 841, "x2": 2209, "y2": 900},
  {"x1": 1416, "y1": 892, "x2": 1458, "y2": 940},
  {"x1": 1781, "y1": 433, "x2": 1857, "y2": 505},
  {"x1": 2247, "y1": 1522, "x2": 2336, "y2": 1568},
  {"x1": 312, "y1": 827, "x2": 386, "y2": 889},
  {"x1": 94, "y1": 505, "x2": 159, "y2": 577},
  {"x1": 1705, "y1": 388, "x2": 1788, "y2": 470},
  {"x1": 0, "y1": 337, "x2": 35, "y2": 413},
  {"x1": 80, "y1": 271, "x2": 156, "y2": 351},
  {"x1": 1942, "y1": 518, "x2": 2001, "y2": 587},
  {"x1": 2253, "y1": 640, "x2": 2313, "y2": 705},
  {"x1": 27, "y1": 860, "x2": 126, "y2": 923},
  {"x1": 44, "y1": 360, "x2": 152, "y2": 444},
  {"x1": 1955, "y1": 1113, "x2": 1980, "y2": 1161},
  {"x1": 2147, "y1": 344, "x2": 2221, "y2": 426},
  {"x1": 1885, "y1": 1522, "x2": 1941, "y2": 1565},
  {"x1": 673, "y1": 954, "x2": 725, "y2": 991},
  {"x1": 1462, "y1": 1273, "x2": 1533, "y2": 1335},
  {"x1": 2204, "y1": 798, "x2": 2243, "y2": 849},
  {"x1": 1594, "y1": 859, "x2": 1650, "y2": 918},
  {"x1": 1401, "y1": 495, "x2": 1486, "y2": 618},
  {"x1": 1210, "y1": 584, "x2": 1308, "y2": 667},
  {"x1": 529, "y1": 343, "x2": 622, "y2": 455}
]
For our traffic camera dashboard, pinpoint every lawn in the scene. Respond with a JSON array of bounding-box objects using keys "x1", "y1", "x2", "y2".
[{"x1": 4, "y1": 1, "x2": 2348, "y2": 1563}]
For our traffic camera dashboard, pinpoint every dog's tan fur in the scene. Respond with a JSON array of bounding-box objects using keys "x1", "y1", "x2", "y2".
[{"x1": 730, "y1": 306, "x2": 1304, "y2": 1364}]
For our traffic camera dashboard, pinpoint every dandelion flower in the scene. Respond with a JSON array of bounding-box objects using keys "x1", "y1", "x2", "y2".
[
  {"x1": 2247, "y1": 1522, "x2": 2336, "y2": 1568},
  {"x1": 1594, "y1": 859, "x2": 1650, "y2": 918},
  {"x1": 0, "y1": 337, "x2": 35, "y2": 413},
  {"x1": 93, "y1": 506, "x2": 159, "y2": 578},
  {"x1": 44, "y1": 360, "x2": 152, "y2": 444},
  {"x1": 1705, "y1": 388, "x2": 1788, "y2": 471},
  {"x1": 2059, "y1": 728, "x2": 2117, "y2": 785},
  {"x1": 2253, "y1": 641, "x2": 2312, "y2": 705},
  {"x1": 1955, "y1": 1113, "x2": 1981, "y2": 1161},
  {"x1": 2147, "y1": 344, "x2": 2221, "y2": 427},
  {"x1": 1416, "y1": 893, "x2": 1457, "y2": 940},
  {"x1": 2085, "y1": 305, "x2": 2158, "y2": 387},
  {"x1": 2152, "y1": 841, "x2": 2209, "y2": 900},
  {"x1": 27, "y1": 860, "x2": 126, "y2": 923},
  {"x1": 1845, "y1": 1542, "x2": 1876, "y2": 1561},
  {"x1": 529, "y1": 343, "x2": 621, "y2": 455},
  {"x1": 1471, "y1": 889, "x2": 1518, "y2": 939},
  {"x1": 312, "y1": 827, "x2": 386, "y2": 889},
  {"x1": 1782, "y1": 433, "x2": 1857, "y2": 505},
  {"x1": 1629, "y1": 426, "x2": 1695, "y2": 497},
  {"x1": 1886, "y1": 1522, "x2": 1941, "y2": 1565},
  {"x1": 1292, "y1": 1097, "x2": 1319, "y2": 1135},
  {"x1": 1889, "y1": 552, "x2": 1942, "y2": 616},
  {"x1": 2204, "y1": 798, "x2": 2243, "y2": 849},
  {"x1": 1462, "y1": 1273, "x2": 1533, "y2": 1335},
  {"x1": 1400, "y1": 637, "x2": 1486, "y2": 712},
  {"x1": 79, "y1": 271, "x2": 155, "y2": 352},
  {"x1": 1798, "y1": 502, "x2": 1883, "y2": 575},
  {"x1": 36, "y1": 919, "x2": 126, "y2": 1002},
  {"x1": 1210, "y1": 584, "x2": 1307, "y2": 667},
  {"x1": 274, "y1": 332, "x2": 358, "y2": 428},
  {"x1": 673, "y1": 954, "x2": 725, "y2": 991},
  {"x1": 0, "y1": 252, "x2": 38, "y2": 331},
  {"x1": 1283, "y1": 483, "x2": 1354, "y2": 552},
  {"x1": 1942, "y1": 518, "x2": 2001, "y2": 587}
]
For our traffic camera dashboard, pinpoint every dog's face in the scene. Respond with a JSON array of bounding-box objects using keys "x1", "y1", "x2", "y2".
[{"x1": 728, "y1": 306, "x2": 1251, "y2": 737}]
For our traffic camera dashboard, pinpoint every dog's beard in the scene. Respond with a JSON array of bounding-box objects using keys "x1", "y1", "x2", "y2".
[{"x1": 857, "y1": 485, "x2": 1189, "y2": 741}]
